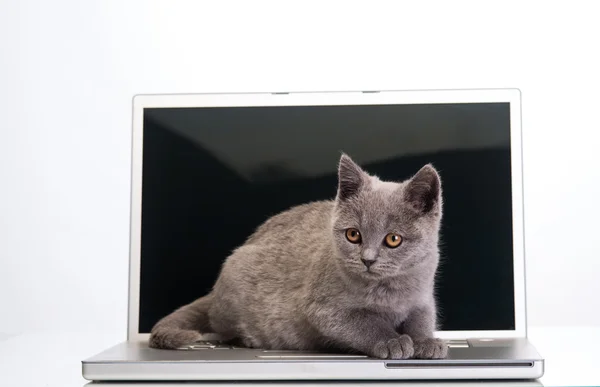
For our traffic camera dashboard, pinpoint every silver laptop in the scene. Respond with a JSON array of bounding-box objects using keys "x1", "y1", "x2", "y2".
[{"x1": 82, "y1": 89, "x2": 544, "y2": 381}]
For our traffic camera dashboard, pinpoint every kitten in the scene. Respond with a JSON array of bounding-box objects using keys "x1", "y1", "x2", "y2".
[{"x1": 149, "y1": 154, "x2": 447, "y2": 359}]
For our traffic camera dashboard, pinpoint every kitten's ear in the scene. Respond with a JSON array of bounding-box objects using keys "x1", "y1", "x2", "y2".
[
  {"x1": 337, "y1": 154, "x2": 367, "y2": 201},
  {"x1": 404, "y1": 164, "x2": 441, "y2": 214}
]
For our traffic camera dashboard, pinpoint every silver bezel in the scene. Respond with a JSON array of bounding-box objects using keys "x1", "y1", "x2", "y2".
[{"x1": 127, "y1": 89, "x2": 526, "y2": 342}]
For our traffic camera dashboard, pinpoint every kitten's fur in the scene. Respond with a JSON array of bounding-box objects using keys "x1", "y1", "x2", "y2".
[{"x1": 149, "y1": 154, "x2": 447, "y2": 359}]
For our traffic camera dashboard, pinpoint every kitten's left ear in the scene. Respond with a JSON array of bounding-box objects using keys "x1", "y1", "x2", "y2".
[{"x1": 404, "y1": 164, "x2": 442, "y2": 214}]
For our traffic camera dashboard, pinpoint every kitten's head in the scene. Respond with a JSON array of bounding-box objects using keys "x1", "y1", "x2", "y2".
[{"x1": 331, "y1": 154, "x2": 442, "y2": 281}]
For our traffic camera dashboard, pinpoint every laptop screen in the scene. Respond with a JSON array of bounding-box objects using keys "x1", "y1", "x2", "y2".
[{"x1": 138, "y1": 102, "x2": 515, "y2": 333}]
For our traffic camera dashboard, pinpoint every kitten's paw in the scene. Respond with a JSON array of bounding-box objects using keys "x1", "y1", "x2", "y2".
[
  {"x1": 149, "y1": 328, "x2": 202, "y2": 349},
  {"x1": 241, "y1": 336, "x2": 262, "y2": 349},
  {"x1": 372, "y1": 334, "x2": 414, "y2": 359},
  {"x1": 413, "y1": 338, "x2": 448, "y2": 359}
]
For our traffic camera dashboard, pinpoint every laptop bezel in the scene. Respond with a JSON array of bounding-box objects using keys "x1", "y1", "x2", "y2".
[{"x1": 126, "y1": 89, "x2": 527, "y2": 342}]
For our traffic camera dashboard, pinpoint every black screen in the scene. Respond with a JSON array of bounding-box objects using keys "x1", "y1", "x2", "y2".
[{"x1": 139, "y1": 102, "x2": 515, "y2": 333}]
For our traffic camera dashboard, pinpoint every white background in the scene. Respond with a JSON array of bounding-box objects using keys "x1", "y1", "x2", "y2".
[{"x1": 1, "y1": 0, "x2": 599, "y2": 341}]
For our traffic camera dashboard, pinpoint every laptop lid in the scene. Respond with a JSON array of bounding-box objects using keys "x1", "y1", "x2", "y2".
[{"x1": 127, "y1": 89, "x2": 526, "y2": 342}]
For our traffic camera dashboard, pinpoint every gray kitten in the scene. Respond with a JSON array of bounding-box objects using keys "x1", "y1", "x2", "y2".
[{"x1": 150, "y1": 154, "x2": 447, "y2": 359}]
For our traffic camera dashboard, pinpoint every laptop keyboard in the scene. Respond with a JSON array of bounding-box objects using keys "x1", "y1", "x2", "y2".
[{"x1": 177, "y1": 339, "x2": 469, "y2": 350}]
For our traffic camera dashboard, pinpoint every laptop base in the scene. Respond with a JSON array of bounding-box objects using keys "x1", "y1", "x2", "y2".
[{"x1": 83, "y1": 339, "x2": 544, "y2": 381}]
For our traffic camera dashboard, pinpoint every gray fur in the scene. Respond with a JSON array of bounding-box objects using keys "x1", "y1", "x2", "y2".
[{"x1": 150, "y1": 154, "x2": 447, "y2": 359}]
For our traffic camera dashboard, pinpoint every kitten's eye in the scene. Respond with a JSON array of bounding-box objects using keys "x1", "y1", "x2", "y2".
[
  {"x1": 345, "y1": 228, "x2": 362, "y2": 244},
  {"x1": 384, "y1": 233, "x2": 402, "y2": 248}
]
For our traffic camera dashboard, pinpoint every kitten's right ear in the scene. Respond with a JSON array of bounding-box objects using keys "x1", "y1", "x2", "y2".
[{"x1": 337, "y1": 154, "x2": 367, "y2": 201}]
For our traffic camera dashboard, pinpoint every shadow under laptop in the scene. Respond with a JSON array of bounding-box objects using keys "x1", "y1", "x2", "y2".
[{"x1": 83, "y1": 381, "x2": 543, "y2": 387}]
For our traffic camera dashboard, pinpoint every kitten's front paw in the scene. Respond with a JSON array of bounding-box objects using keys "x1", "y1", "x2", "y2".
[
  {"x1": 372, "y1": 334, "x2": 414, "y2": 359},
  {"x1": 241, "y1": 335, "x2": 262, "y2": 349},
  {"x1": 413, "y1": 338, "x2": 448, "y2": 359}
]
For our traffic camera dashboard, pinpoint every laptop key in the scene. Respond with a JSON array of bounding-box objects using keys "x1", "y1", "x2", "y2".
[
  {"x1": 446, "y1": 339, "x2": 469, "y2": 348},
  {"x1": 189, "y1": 343, "x2": 216, "y2": 349}
]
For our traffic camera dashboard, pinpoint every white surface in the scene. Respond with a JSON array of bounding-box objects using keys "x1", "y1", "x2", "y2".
[
  {"x1": 129, "y1": 90, "x2": 527, "y2": 342},
  {"x1": 1, "y1": 0, "x2": 599, "y2": 344},
  {"x1": 0, "y1": 327, "x2": 597, "y2": 386}
]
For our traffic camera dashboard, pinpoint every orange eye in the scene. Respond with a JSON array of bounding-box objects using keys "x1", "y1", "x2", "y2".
[
  {"x1": 345, "y1": 228, "x2": 362, "y2": 244},
  {"x1": 384, "y1": 233, "x2": 402, "y2": 248}
]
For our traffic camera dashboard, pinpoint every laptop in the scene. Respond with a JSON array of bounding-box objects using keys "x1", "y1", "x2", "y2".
[{"x1": 82, "y1": 89, "x2": 544, "y2": 381}]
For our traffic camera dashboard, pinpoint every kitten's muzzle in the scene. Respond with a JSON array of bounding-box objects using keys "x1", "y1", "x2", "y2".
[{"x1": 361, "y1": 248, "x2": 378, "y2": 269}]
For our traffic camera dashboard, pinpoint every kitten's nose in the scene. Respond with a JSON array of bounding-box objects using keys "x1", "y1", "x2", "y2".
[{"x1": 361, "y1": 258, "x2": 376, "y2": 268}]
